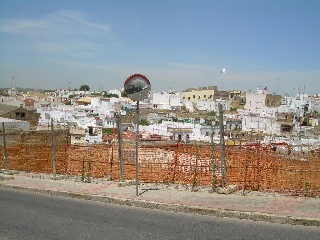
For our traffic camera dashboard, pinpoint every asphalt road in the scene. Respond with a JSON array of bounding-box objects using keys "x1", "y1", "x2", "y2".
[{"x1": 0, "y1": 188, "x2": 319, "y2": 240}]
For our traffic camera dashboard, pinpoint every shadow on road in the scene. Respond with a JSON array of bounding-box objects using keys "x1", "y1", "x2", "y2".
[{"x1": 139, "y1": 188, "x2": 160, "y2": 196}]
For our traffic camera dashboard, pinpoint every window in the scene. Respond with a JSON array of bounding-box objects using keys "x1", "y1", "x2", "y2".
[
  {"x1": 204, "y1": 95, "x2": 206, "y2": 98},
  {"x1": 188, "y1": 97, "x2": 190, "y2": 100},
  {"x1": 193, "y1": 95, "x2": 195, "y2": 99},
  {"x1": 16, "y1": 112, "x2": 26, "y2": 118},
  {"x1": 88, "y1": 127, "x2": 93, "y2": 135}
]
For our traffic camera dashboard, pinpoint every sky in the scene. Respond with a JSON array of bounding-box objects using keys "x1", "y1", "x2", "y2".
[{"x1": 1, "y1": 0, "x2": 320, "y2": 96}]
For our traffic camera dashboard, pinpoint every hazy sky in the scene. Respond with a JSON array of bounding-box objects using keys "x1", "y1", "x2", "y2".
[{"x1": 1, "y1": 0, "x2": 319, "y2": 95}]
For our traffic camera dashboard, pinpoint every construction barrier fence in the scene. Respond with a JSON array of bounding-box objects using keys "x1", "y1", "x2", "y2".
[{"x1": 1, "y1": 130, "x2": 320, "y2": 196}]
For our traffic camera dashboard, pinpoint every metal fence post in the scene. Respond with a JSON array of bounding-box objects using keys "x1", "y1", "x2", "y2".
[
  {"x1": 51, "y1": 118, "x2": 56, "y2": 179},
  {"x1": 2, "y1": 122, "x2": 8, "y2": 170},
  {"x1": 116, "y1": 113, "x2": 124, "y2": 181},
  {"x1": 210, "y1": 121, "x2": 217, "y2": 192},
  {"x1": 219, "y1": 103, "x2": 226, "y2": 188}
]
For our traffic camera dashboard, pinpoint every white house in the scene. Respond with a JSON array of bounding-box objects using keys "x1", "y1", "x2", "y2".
[
  {"x1": 152, "y1": 92, "x2": 182, "y2": 110},
  {"x1": 84, "y1": 125, "x2": 102, "y2": 144},
  {"x1": 239, "y1": 108, "x2": 281, "y2": 135},
  {"x1": 196, "y1": 98, "x2": 232, "y2": 113},
  {"x1": 0, "y1": 117, "x2": 30, "y2": 131}
]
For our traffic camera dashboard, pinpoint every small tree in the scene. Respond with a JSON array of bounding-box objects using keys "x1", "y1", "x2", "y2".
[
  {"x1": 208, "y1": 110, "x2": 216, "y2": 118},
  {"x1": 139, "y1": 119, "x2": 150, "y2": 126},
  {"x1": 102, "y1": 128, "x2": 113, "y2": 135},
  {"x1": 103, "y1": 93, "x2": 119, "y2": 98},
  {"x1": 79, "y1": 84, "x2": 90, "y2": 91}
]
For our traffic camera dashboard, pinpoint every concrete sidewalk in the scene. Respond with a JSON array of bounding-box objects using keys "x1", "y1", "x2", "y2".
[{"x1": 1, "y1": 170, "x2": 319, "y2": 227}]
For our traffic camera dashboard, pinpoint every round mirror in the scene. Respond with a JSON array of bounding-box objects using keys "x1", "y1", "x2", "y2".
[{"x1": 124, "y1": 74, "x2": 151, "y2": 101}]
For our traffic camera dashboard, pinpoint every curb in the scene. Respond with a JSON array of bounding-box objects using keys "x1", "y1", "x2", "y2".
[{"x1": 1, "y1": 183, "x2": 319, "y2": 227}]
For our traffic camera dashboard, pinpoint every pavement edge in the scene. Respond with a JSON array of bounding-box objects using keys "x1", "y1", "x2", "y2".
[{"x1": 1, "y1": 183, "x2": 319, "y2": 227}]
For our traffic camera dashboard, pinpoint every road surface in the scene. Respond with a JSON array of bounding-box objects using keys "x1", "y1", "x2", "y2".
[{"x1": 0, "y1": 188, "x2": 319, "y2": 239}]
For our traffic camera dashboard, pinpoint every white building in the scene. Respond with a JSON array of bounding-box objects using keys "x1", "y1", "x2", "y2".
[
  {"x1": 196, "y1": 98, "x2": 232, "y2": 113},
  {"x1": 152, "y1": 92, "x2": 182, "y2": 110},
  {"x1": 244, "y1": 87, "x2": 281, "y2": 110},
  {"x1": 108, "y1": 88, "x2": 122, "y2": 97},
  {"x1": 0, "y1": 117, "x2": 30, "y2": 131},
  {"x1": 239, "y1": 108, "x2": 281, "y2": 135},
  {"x1": 139, "y1": 121, "x2": 220, "y2": 143}
]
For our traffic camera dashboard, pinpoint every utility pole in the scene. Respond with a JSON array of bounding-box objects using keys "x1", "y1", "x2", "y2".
[{"x1": 10, "y1": 76, "x2": 17, "y2": 97}]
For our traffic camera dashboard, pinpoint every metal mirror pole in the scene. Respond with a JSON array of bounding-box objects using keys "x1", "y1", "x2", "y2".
[
  {"x1": 135, "y1": 100, "x2": 140, "y2": 196},
  {"x1": 123, "y1": 73, "x2": 151, "y2": 196}
]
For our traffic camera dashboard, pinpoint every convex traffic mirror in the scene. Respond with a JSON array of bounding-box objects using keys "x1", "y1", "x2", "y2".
[{"x1": 124, "y1": 74, "x2": 151, "y2": 101}]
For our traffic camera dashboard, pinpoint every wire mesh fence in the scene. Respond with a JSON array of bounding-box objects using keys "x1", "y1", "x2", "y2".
[{"x1": 1, "y1": 129, "x2": 320, "y2": 196}]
